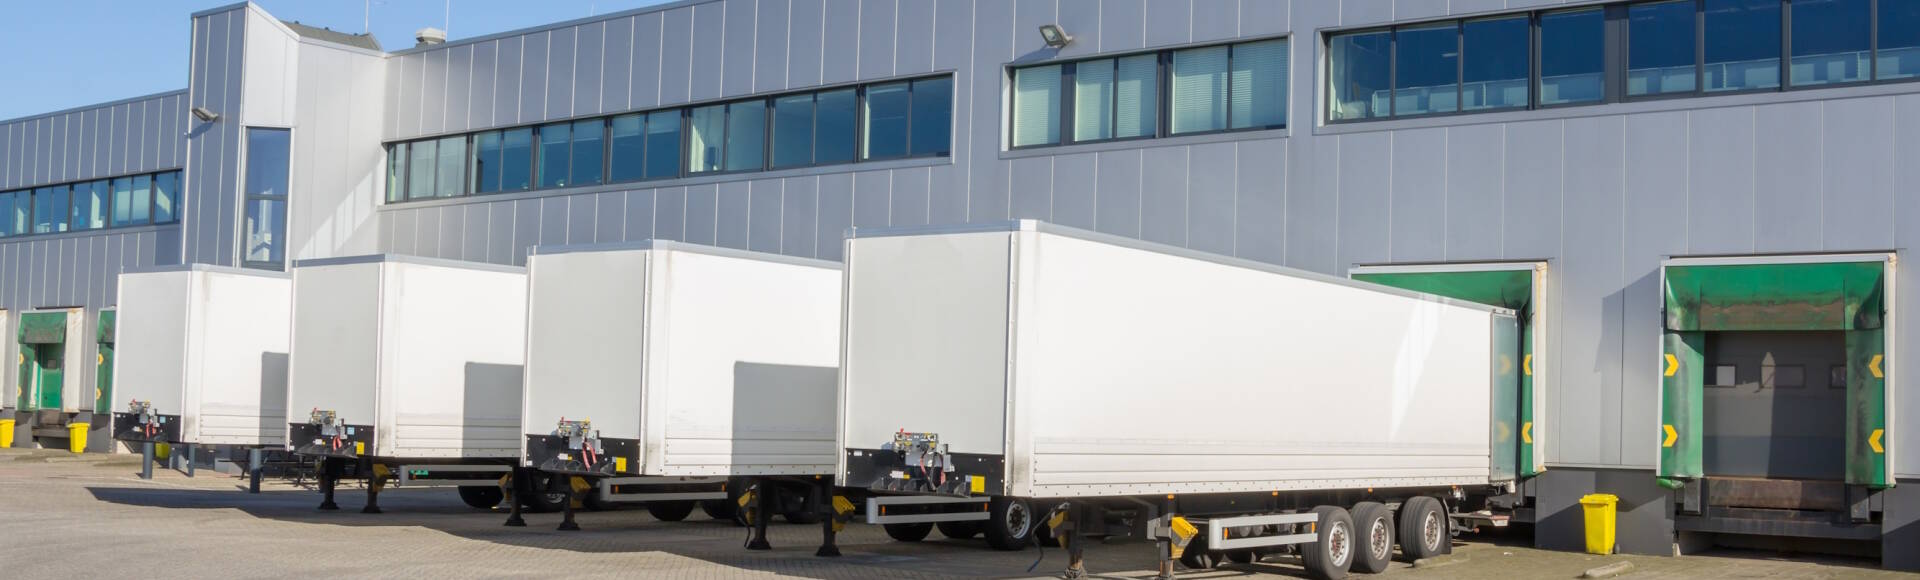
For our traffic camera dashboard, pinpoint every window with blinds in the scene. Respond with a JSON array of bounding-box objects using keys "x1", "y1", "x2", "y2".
[{"x1": 1010, "y1": 37, "x2": 1288, "y2": 149}]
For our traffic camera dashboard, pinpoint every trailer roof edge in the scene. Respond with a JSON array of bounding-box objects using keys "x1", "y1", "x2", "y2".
[
  {"x1": 529, "y1": 239, "x2": 841, "y2": 270},
  {"x1": 122, "y1": 263, "x2": 292, "y2": 278},
  {"x1": 291, "y1": 254, "x2": 526, "y2": 274}
]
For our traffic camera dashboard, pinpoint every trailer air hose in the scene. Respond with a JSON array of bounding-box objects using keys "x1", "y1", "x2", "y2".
[{"x1": 1026, "y1": 502, "x2": 1069, "y2": 573}]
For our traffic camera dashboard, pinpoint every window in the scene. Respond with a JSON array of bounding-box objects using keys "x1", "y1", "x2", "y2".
[
  {"x1": 570, "y1": 119, "x2": 605, "y2": 186},
  {"x1": 386, "y1": 146, "x2": 406, "y2": 202},
  {"x1": 1629, "y1": 1, "x2": 1698, "y2": 96},
  {"x1": 1705, "y1": 0, "x2": 1782, "y2": 92},
  {"x1": 1464, "y1": 17, "x2": 1529, "y2": 110},
  {"x1": 1330, "y1": 31, "x2": 1392, "y2": 119},
  {"x1": 724, "y1": 100, "x2": 767, "y2": 171},
  {"x1": 32, "y1": 186, "x2": 66, "y2": 234},
  {"x1": 153, "y1": 172, "x2": 178, "y2": 224},
  {"x1": 501, "y1": 127, "x2": 534, "y2": 191},
  {"x1": 643, "y1": 112, "x2": 682, "y2": 179},
  {"x1": 110, "y1": 178, "x2": 133, "y2": 226},
  {"x1": 1171, "y1": 45, "x2": 1230, "y2": 132},
  {"x1": 909, "y1": 77, "x2": 954, "y2": 156},
  {"x1": 0, "y1": 193, "x2": 13, "y2": 237},
  {"x1": 1229, "y1": 39, "x2": 1289, "y2": 129},
  {"x1": 1011, "y1": 64, "x2": 1063, "y2": 146},
  {"x1": 382, "y1": 75, "x2": 953, "y2": 204},
  {"x1": 815, "y1": 89, "x2": 858, "y2": 164},
  {"x1": 863, "y1": 83, "x2": 910, "y2": 158},
  {"x1": 537, "y1": 122, "x2": 572, "y2": 188},
  {"x1": 1539, "y1": 9, "x2": 1606, "y2": 105},
  {"x1": 1790, "y1": 0, "x2": 1871, "y2": 86},
  {"x1": 1070, "y1": 54, "x2": 1159, "y2": 141},
  {"x1": 435, "y1": 135, "x2": 467, "y2": 197},
  {"x1": 1882, "y1": 0, "x2": 1920, "y2": 80},
  {"x1": 243, "y1": 127, "x2": 291, "y2": 270},
  {"x1": 71, "y1": 181, "x2": 105, "y2": 230},
  {"x1": 407, "y1": 140, "x2": 437, "y2": 200},
  {"x1": 1396, "y1": 24, "x2": 1461, "y2": 116},
  {"x1": 129, "y1": 175, "x2": 152, "y2": 224}
]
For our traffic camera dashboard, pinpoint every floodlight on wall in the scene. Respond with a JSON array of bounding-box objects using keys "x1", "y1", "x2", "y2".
[
  {"x1": 1038, "y1": 24, "x2": 1073, "y2": 49},
  {"x1": 191, "y1": 107, "x2": 221, "y2": 123}
]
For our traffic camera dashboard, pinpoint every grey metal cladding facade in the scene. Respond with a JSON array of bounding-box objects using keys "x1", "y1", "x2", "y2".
[
  {"x1": 377, "y1": 0, "x2": 1920, "y2": 479},
  {"x1": 182, "y1": 5, "x2": 248, "y2": 267}
]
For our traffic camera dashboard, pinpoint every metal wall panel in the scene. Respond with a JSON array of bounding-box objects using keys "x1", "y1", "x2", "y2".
[
  {"x1": 1822, "y1": 98, "x2": 1897, "y2": 252},
  {"x1": 659, "y1": 8, "x2": 695, "y2": 105},
  {"x1": 567, "y1": 192, "x2": 597, "y2": 245},
  {"x1": 602, "y1": 17, "x2": 634, "y2": 113},
  {"x1": 894, "y1": 0, "x2": 933, "y2": 75},
  {"x1": 1009, "y1": 156, "x2": 1051, "y2": 220},
  {"x1": 595, "y1": 190, "x2": 626, "y2": 243},
  {"x1": 1140, "y1": 146, "x2": 1188, "y2": 246},
  {"x1": 1687, "y1": 107, "x2": 1756, "y2": 255},
  {"x1": 655, "y1": 186, "x2": 687, "y2": 242},
  {"x1": 1336, "y1": 133, "x2": 1391, "y2": 268},
  {"x1": 624, "y1": 189, "x2": 655, "y2": 242},
  {"x1": 890, "y1": 166, "x2": 930, "y2": 227},
  {"x1": 521, "y1": 31, "x2": 550, "y2": 124},
  {"x1": 1188, "y1": 141, "x2": 1237, "y2": 256},
  {"x1": 631, "y1": 12, "x2": 664, "y2": 108},
  {"x1": 1192, "y1": 0, "x2": 1239, "y2": 42},
  {"x1": 686, "y1": 184, "x2": 718, "y2": 245},
  {"x1": 787, "y1": 0, "x2": 825, "y2": 89},
  {"x1": 1094, "y1": 149, "x2": 1141, "y2": 237},
  {"x1": 1143, "y1": 0, "x2": 1190, "y2": 47},
  {"x1": 473, "y1": 43, "x2": 503, "y2": 129},
  {"x1": 545, "y1": 27, "x2": 576, "y2": 121},
  {"x1": 1049, "y1": 153, "x2": 1095, "y2": 230},
  {"x1": 1388, "y1": 128, "x2": 1446, "y2": 262},
  {"x1": 816, "y1": 173, "x2": 851, "y2": 260},
  {"x1": 717, "y1": 180, "x2": 750, "y2": 249},
  {"x1": 446, "y1": 45, "x2": 473, "y2": 133},
  {"x1": 1897, "y1": 94, "x2": 1920, "y2": 475},
  {"x1": 1752, "y1": 102, "x2": 1823, "y2": 253},
  {"x1": 690, "y1": 3, "x2": 727, "y2": 101},
  {"x1": 1561, "y1": 115, "x2": 1626, "y2": 466},
  {"x1": 723, "y1": 0, "x2": 758, "y2": 97},
  {"x1": 1503, "y1": 120, "x2": 1563, "y2": 260},
  {"x1": 749, "y1": 179, "x2": 783, "y2": 252},
  {"x1": 1235, "y1": 137, "x2": 1286, "y2": 264},
  {"x1": 495, "y1": 37, "x2": 524, "y2": 125},
  {"x1": 574, "y1": 21, "x2": 605, "y2": 117},
  {"x1": 859, "y1": 0, "x2": 897, "y2": 80},
  {"x1": 755, "y1": 0, "x2": 792, "y2": 92},
  {"x1": 1096, "y1": 0, "x2": 1142, "y2": 52},
  {"x1": 822, "y1": 0, "x2": 860, "y2": 84},
  {"x1": 422, "y1": 49, "x2": 448, "y2": 135},
  {"x1": 782, "y1": 176, "x2": 818, "y2": 257},
  {"x1": 853, "y1": 170, "x2": 890, "y2": 228}
]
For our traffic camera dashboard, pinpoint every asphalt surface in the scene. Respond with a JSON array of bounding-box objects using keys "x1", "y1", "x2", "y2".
[{"x1": 0, "y1": 448, "x2": 1904, "y2": 579}]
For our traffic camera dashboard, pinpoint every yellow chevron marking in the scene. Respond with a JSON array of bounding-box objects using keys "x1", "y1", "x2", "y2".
[
  {"x1": 1870, "y1": 429, "x2": 1885, "y2": 454},
  {"x1": 1524, "y1": 354, "x2": 1534, "y2": 376},
  {"x1": 1662, "y1": 424, "x2": 1678, "y2": 448},
  {"x1": 1869, "y1": 355, "x2": 1884, "y2": 379},
  {"x1": 1664, "y1": 354, "x2": 1679, "y2": 377},
  {"x1": 1523, "y1": 422, "x2": 1534, "y2": 444}
]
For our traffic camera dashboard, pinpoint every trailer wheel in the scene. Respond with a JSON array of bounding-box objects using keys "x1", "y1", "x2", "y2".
[
  {"x1": 582, "y1": 485, "x2": 616, "y2": 511},
  {"x1": 1226, "y1": 550, "x2": 1257, "y2": 564},
  {"x1": 884, "y1": 522, "x2": 934, "y2": 542},
  {"x1": 780, "y1": 487, "x2": 823, "y2": 524},
  {"x1": 520, "y1": 475, "x2": 569, "y2": 513},
  {"x1": 646, "y1": 500, "x2": 696, "y2": 522},
  {"x1": 1349, "y1": 501, "x2": 1394, "y2": 573},
  {"x1": 457, "y1": 486, "x2": 504, "y2": 509},
  {"x1": 1396, "y1": 496, "x2": 1447, "y2": 560},
  {"x1": 701, "y1": 499, "x2": 737, "y2": 521},
  {"x1": 937, "y1": 521, "x2": 982, "y2": 539},
  {"x1": 1300, "y1": 506, "x2": 1354, "y2": 580},
  {"x1": 982, "y1": 497, "x2": 1035, "y2": 551}
]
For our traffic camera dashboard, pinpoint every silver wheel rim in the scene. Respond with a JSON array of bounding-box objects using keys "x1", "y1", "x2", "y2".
[
  {"x1": 1328, "y1": 520, "x2": 1353, "y2": 566},
  {"x1": 1368, "y1": 517, "x2": 1392, "y2": 561},
  {"x1": 1005, "y1": 501, "x2": 1031, "y2": 538},
  {"x1": 1422, "y1": 510, "x2": 1443, "y2": 551},
  {"x1": 546, "y1": 493, "x2": 567, "y2": 505}
]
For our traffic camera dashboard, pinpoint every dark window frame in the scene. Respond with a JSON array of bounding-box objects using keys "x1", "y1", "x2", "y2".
[
  {"x1": 0, "y1": 169, "x2": 185, "y2": 240},
  {"x1": 242, "y1": 126, "x2": 294, "y2": 271},
  {"x1": 1011, "y1": 36, "x2": 1290, "y2": 151}
]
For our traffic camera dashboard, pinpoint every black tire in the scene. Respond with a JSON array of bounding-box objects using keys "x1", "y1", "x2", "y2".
[
  {"x1": 937, "y1": 521, "x2": 983, "y2": 539},
  {"x1": 646, "y1": 500, "x2": 696, "y2": 522},
  {"x1": 1034, "y1": 521, "x2": 1061, "y2": 548},
  {"x1": 458, "y1": 486, "x2": 504, "y2": 509},
  {"x1": 520, "y1": 474, "x2": 569, "y2": 513},
  {"x1": 582, "y1": 484, "x2": 617, "y2": 511},
  {"x1": 700, "y1": 499, "x2": 736, "y2": 521},
  {"x1": 1349, "y1": 501, "x2": 1395, "y2": 574},
  {"x1": 1300, "y1": 506, "x2": 1355, "y2": 580},
  {"x1": 884, "y1": 522, "x2": 934, "y2": 542},
  {"x1": 982, "y1": 497, "x2": 1035, "y2": 551},
  {"x1": 1397, "y1": 496, "x2": 1448, "y2": 560},
  {"x1": 1226, "y1": 550, "x2": 1256, "y2": 564}
]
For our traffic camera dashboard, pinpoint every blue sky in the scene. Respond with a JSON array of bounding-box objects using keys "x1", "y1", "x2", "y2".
[{"x1": 0, "y1": 0, "x2": 670, "y2": 121}]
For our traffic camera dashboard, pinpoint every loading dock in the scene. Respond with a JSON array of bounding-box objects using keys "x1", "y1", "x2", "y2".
[
  {"x1": 1658, "y1": 254, "x2": 1895, "y2": 547},
  {"x1": 12, "y1": 308, "x2": 88, "y2": 449}
]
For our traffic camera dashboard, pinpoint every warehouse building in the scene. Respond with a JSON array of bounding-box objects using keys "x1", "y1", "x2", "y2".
[{"x1": 0, "y1": 0, "x2": 1915, "y2": 568}]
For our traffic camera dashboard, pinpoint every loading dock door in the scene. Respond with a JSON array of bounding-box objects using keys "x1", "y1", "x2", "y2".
[
  {"x1": 1660, "y1": 257, "x2": 1894, "y2": 489},
  {"x1": 1352, "y1": 262, "x2": 1549, "y2": 478},
  {"x1": 96, "y1": 310, "x2": 114, "y2": 414},
  {"x1": 18, "y1": 312, "x2": 68, "y2": 411}
]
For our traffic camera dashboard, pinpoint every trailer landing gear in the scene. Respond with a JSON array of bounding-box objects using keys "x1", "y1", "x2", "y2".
[
  {"x1": 317, "y1": 458, "x2": 342, "y2": 511},
  {"x1": 502, "y1": 468, "x2": 527, "y2": 527},
  {"x1": 745, "y1": 479, "x2": 773, "y2": 550},
  {"x1": 552, "y1": 474, "x2": 580, "y2": 531}
]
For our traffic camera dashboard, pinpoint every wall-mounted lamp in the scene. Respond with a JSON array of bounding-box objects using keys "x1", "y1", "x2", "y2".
[
  {"x1": 1038, "y1": 24, "x2": 1073, "y2": 49},
  {"x1": 191, "y1": 107, "x2": 221, "y2": 123}
]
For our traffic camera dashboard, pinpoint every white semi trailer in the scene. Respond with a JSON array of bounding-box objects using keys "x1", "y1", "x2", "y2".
[
  {"x1": 110, "y1": 265, "x2": 291, "y2": 488},
  {"x1": 285, "y1": 255, "x2": 528, "y2": 514},
  {"x1": 837, "y1": 222, "x2": 1523, "y2": 579},
  {"x1": 516, "y1": 241, "x2": 845, "y2": 548}
]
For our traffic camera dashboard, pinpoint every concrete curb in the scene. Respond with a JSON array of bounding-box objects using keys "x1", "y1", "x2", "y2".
[{"x1": 1581, "y1": 561, "x2": 1636, "y2": 579}]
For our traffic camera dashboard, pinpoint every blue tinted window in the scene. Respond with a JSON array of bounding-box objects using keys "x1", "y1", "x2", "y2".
[
  {"x1": 0, "y1": 193, "x2": 12, "y2": 236},
  {"x1": 1881, "y1": 0, "x2": 1920, "y2": 80},
  {"x1": 688, "y1": 105, "x2": 725, "y2": 173},
  {"x1": 435, "y1": 136, "x2": 466, "y2": 197},
  {"x1": 610, "y1": 114, "x2": 646, "y2": 182},
  {"x1": 386, "y1": 146, "x2": 405, "y2": 201},
  {"x1": 863, "y1": 83, "x2": 910, "y2": 159},
  {"x1": 1330, "y1": 31, "x2": 1392, "y2": 120},
  {"x1": 1705, "y1": 0, "x2": 1781, "y2": 91},
  {"x1": 70, "y1": 181, "x2": 99, "y2": 230},
  {"x1": 1539, "y1": 9, "x2": 1606, "y2": 105},
  {"x1": 538, "y1": 122, "x2": 571, "y2": 188},
  {"x1": 1790, "y1": 0, "x2": 1870, "y2": 86},
  {"x1": 725, "y1": 100, "x2": 767, "y2": 171},
  {"x1": 1629, "y1": 0, "x2": 1698, "y2": 96},
  {"x1": 501, "y1": 128, "x2": 533, "y2": 190},
  {"x1": 407, "y1": 140, "x2": 437, "y2": 200},
  {"x1": 33, "y1": 187, "x2": 65, "y2": 233},
  {"x1": 131, "y1": 175, "x2": 152, "y2": 223},
  {"x1": 153, "y1": 173, "x2": 178, "y2": 224},
  {"x1": 643, "y1": 112, "x2": 681, "y2": 179},
  {"x1": 773, "y1": 94, "x2": 815, "y2": 168},
  {"x1": 570, "y1": 119, "x2": 605, "y2": 186},
  {"x1": 473, "y1": 131, "x2": 503, "y2": 193},
  {"x1": 1396, "y1": 23, "x2": 1460, "y2": 116},
  {"x1": 1463, "y1": 16, "x2": 1528, "y2": 110},
  {"x1": 814, "y1": 89, "x2": 857, "y2": 164},
  {"x1": 243, "y1": 127, "x2": 292, "y2": 269},
  {"x1": 1170, "y1": 45, "x2": 1229, "y2": 132},
  {"x1": 910, "y1": 77, "x2": 953, "y2": 156}
]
